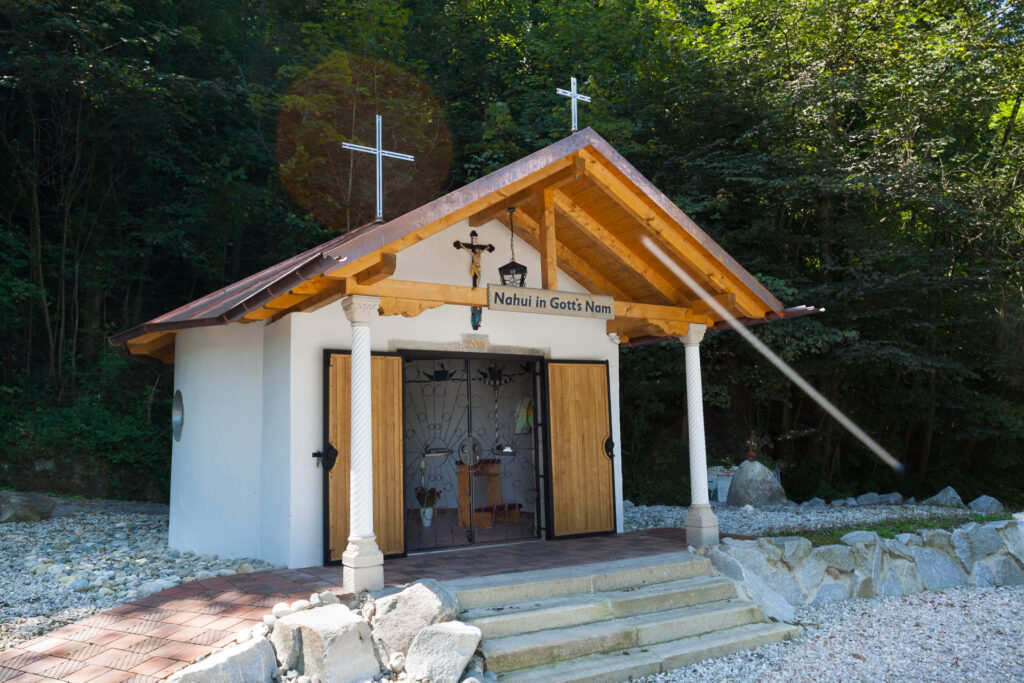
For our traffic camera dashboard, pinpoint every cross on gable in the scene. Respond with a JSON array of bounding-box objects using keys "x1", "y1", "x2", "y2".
[
  {"x1": 342, "y1": 115, "x2": 415, "y2": 222},
  {"x1": 556, "y1": 76, "x2": 592, "y2": 133}
]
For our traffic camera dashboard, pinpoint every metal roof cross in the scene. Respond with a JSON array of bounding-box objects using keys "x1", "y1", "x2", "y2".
[
  {"x1": 342, "y1": 114, "x2": 415, "y2": 222},
  {"x1": 556, "y1": 76, "x2": 592, "y2": 133}
]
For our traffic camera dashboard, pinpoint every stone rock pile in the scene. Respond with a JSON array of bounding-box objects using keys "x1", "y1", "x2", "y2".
[
  {"x1": 708, "y1": 517, "x2": 1024, "y2": 622},
  {"x1": 170, "y1": 579, "x2": 488, "y2": 683},
  {"x1": 0, "y1": 491, "x2": 55, "y2": 523}
]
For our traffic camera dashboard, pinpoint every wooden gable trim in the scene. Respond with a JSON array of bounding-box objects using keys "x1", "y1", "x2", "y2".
[
  {"x1": 467, "y1": 156, "x2": 585, "y2": 227},
  {"x1": 577, "y1": 148, "x2": 767, "y2": 318},
  {"x1": 552, "y1": 190, "x2": 683, "y2": 304},
  {"x1": 113, "y1": 128, "x2": 788, "y2": 363}
]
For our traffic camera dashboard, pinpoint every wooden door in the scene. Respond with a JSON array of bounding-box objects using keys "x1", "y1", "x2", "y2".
[
  {"x1": 546, "y1": 361, "x2": 615, "y2": 537},
  {"x1": 326, "y1": 353, "x2": 404, "y2": 561}
]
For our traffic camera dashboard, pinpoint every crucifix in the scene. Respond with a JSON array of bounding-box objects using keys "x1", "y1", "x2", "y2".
[
  {"x1": 453, "y1": 230, "x2": 494, "y2": 330},
  {"x1": 341, "y1": 114, "x2": 415, "y2": 223},
  {"x1": 556, "y1": 76, "x2": 592, "y2": 133}
]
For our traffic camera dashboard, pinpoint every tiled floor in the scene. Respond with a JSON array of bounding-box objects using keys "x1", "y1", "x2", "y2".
[{"x1": 0, "y1": 528, "x2": 730, "y2": 682}]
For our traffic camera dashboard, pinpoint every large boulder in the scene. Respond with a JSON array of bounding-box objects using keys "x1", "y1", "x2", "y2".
[
  {"x1": 970, "y1": 556, "x2": 1024, "y2": 587},
  {"x1": 922, "y1": 486, "x2": 965, "y2": 508},
  {"x1": 168, "y1": 637, "x2": 276, "y2": 683},
  {"x1": 271, "y1": 604, "x2": 379, "y2": 683},
  {"x1": 909, "y1": 546, "x2": 967, "y2": 591},
  {"x1": 371, "y1": 579, "x2": 458, "y2": 659},
  {"x1": 726, "y1": 461, "x2": 786, "y2": 508},
  {"x1": 951, "y1": 523, "x2": 1004, "y2": 569},
  {"x1": 811, "y1": 544, "x2": 857, "y2": 572},
  {"x1": 968, "y1": 495, "x2": 1004, "y2": 516},
  {"x1": 709, "y1": 549, "x2": 795, "y2": 622},
  {"x1": 0, "y1": 491, "x2": 55, "y2": 523},
  {"x1": 404, "y1": 621, "x2": 482, "y2": 683},
  {"x1": 855, "y1": 492, "x2": 880, "y2": 506}
]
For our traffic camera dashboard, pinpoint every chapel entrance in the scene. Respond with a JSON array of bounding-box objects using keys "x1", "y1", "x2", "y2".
[{"x1": 402, "y1": 354, "x2": 542, "y2": 552}]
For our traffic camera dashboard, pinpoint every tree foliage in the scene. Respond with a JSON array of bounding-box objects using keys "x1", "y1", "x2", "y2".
[{"x1": 1, "y1": 0, "x2": 1021, "y2": 504}]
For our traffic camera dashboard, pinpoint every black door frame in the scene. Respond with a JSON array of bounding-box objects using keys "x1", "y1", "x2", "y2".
[{"x1": 398, "y1": 349, "x2": 546, "y2": 551}]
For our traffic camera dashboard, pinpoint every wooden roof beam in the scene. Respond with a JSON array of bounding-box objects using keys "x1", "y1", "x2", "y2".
[
  {"x1": 553, "y1": 190, "x2": 684, "y2": 305},
  {"x1": 468, "y1": 156, "x2": 585, "y2": 227},
  {"x1": 539, "y1": 189, "x2": 557, "y2": 289},
  {"x1": 126, "y1": 333, "x2": 176, "y2": 357},
  {"x1": 578, "y1": 148, "x2": 766, "y2": 317},
  {"x1": 501, "y1": 210, "x2": 631, "y2": 300},
  {"x1": 355, "y1": 252, "x2": 397, "y2": 285}
]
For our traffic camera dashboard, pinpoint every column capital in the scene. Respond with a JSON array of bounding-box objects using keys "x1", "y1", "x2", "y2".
[
  {"x1": 682, "y1": 323, "x2": 707, "y2": 347},
  {"x1": 342, "y1": 295, "x2": 381, "y2": 325}
]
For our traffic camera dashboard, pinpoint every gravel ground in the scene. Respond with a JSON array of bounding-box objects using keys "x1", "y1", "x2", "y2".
[
  {"x1": 624, "y1": 501, "x2": 969, "y2": 537},
  {"x1": 0, "y1": 496, "x2": 276, "y2": 651},
  {"x1": 638, "y1": 584, "x2": 1024, "y2": 682}
]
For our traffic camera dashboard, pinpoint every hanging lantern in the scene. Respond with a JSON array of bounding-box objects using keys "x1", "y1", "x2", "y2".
[{"x1": 498, "y1": 207, "x2": 528, "y2": 287}]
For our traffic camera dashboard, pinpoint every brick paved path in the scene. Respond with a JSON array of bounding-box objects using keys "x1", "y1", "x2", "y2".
[{"x1": 0, "y1": 528, "x2": 717, "y2": 682}]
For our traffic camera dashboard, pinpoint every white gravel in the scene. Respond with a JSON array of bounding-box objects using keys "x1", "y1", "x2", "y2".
[
  {"x1": 624, "y1": 501, "x2": 970, "y2": 537},
  {"x1": 0, "y1": 497, "x2": 277, "y2": 651},
  {"x1": 638, "y1": 584, "x2": 1024, "y2": 682}
]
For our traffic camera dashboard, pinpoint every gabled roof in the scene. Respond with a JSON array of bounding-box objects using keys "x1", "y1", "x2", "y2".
[{"x1": 111, "y1": 128, "x2": 810, "y2": 364}]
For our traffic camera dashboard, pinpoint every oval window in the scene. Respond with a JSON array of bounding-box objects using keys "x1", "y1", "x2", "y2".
[{"x1": 172, "y1": 390, "x2": 184, "y2": 442}]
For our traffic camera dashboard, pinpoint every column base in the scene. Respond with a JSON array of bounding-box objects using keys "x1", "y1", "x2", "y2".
[
  {"x1": 342, "y1": 537, "x2": 384, "y2": 593},
  {"x1": 685, "y1": 503, "x2": 719, "y2": 547}
]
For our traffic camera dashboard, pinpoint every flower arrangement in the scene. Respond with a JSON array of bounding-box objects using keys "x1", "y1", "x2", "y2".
[{"x1": 415, "y1": 486, "x2": 441, "y2": 509}]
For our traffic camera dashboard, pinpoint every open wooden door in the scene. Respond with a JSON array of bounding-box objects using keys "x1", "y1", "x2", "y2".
[
  {"x1": 546, "y1": 361, "x2": 615, "y2": 537},
  {"x1": 325, "y1": 352, "x2": 404, "y2": 562}
]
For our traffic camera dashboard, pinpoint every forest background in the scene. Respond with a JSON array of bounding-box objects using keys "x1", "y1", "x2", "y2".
[{"x1": 1, "y1": 0, "x2": 1022, "y2": 506}]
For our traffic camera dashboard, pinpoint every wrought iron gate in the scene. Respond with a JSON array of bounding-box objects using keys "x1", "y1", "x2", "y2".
[{"x1": 402, "y1": 354, "x2": 541, "y2": 551}]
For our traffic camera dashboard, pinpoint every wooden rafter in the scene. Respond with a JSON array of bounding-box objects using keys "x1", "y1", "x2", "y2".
[
  {"x1": 355, "y1": 253, "x2": 397, "y2": 285},
  {"x1": 553, "y1": 190, "x2": 683, "y2": 304},
  {"x1": 467, "y1": 156, "x2": 585, "y2": 227},
  {"x1": 578, "y1": 148, "x2": 766, "y2": 317},
  {"x1": 500, "y1": 210, "x2": 630, "y2": 300},
  {"x1": 324, "y1": 154, "x2": 585, "y2": 282},
  {"x1": 127, "y1": 333, "x2": 176, "y2": 357}
]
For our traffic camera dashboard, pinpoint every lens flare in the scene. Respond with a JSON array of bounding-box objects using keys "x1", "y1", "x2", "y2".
[
  {"x1": 276, "y1": 54, "x2": 453, "y2": 232},
  {"x1": 641, "y1": 237, "x2": 905, "y2": 472}
]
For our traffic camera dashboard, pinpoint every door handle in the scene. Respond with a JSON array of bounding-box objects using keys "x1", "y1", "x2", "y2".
[
  {"x1": 313, "y1": 444, "x2": 339, "y2": 471},
  {"x1": 604, "y1": 436, "x2": 615, "y2": 460}
]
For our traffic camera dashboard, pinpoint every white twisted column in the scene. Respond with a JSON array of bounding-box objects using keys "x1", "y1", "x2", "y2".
[
  {"x1": 342, "y1": 295, "x2": 384, "y2": 592},
  {"x1": 683, "y1": 324, "x2": 719, "y2": 547}
]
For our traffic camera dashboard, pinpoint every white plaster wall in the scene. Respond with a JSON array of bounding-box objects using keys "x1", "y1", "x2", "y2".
[
  {"x1": 169, "y1": 324, "x2": 264, "y2": 559},
  {"x1": 285, "y1": 218, "x2": 624, "y2": 568},
  {"x1": 259, "y1": 316, "x2": 292, "y2": 566},
  {"x1": 168, "y1": 218, "x2": 624, "y2": 569}
]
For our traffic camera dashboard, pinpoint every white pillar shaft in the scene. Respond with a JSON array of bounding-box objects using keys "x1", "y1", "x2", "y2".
[
  {"x1": 685, "y1": 341, "x2": 710, "y2": 506},
  {"x1": 682, "y1": 323, "x2": 717, "y2": 547},
  {"x1": 349, "y1": 322, "x2": 375, "y2": 540}
]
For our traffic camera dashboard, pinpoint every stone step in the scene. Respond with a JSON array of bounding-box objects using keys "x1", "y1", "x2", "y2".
[
  {"x1": 463, "y1": 574, "x2": 738, "y2": 639},
  {"x1": 482, "y1": 599, "x2": 764, "y2": 673},
  {"x1": 444, "y1": 551, "x2": 712, "y2": 611},
  {"x1": 496, "y1": 621, "x2": 799, "y2": 683}
]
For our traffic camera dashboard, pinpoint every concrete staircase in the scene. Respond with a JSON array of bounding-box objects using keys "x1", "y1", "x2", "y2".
[{"x1": 443, "y1": 551, "x2": 797, "y2": 683}]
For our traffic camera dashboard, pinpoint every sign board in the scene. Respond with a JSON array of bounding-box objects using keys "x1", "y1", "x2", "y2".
[{"x1": 488, "y1": 285, "x2": 614, "y2": 320}]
